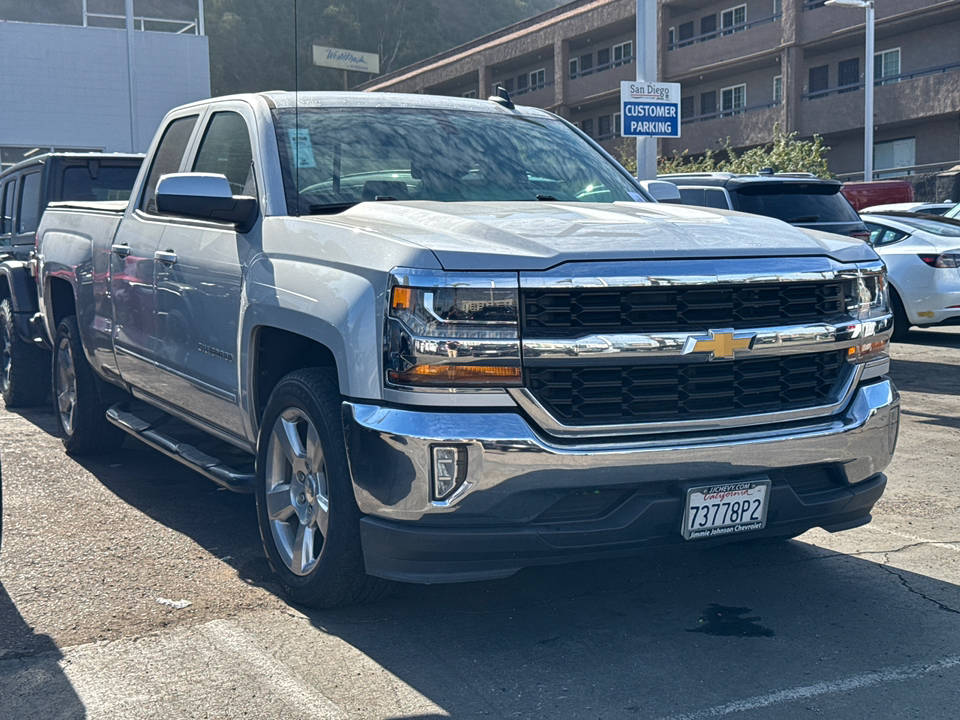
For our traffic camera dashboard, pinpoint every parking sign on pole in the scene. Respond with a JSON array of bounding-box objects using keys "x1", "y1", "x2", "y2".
[{"x1": 621, "y1": 81, "x2": 682, "y2": 139}]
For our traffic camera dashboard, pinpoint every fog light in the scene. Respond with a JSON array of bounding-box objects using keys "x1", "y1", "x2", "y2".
[{"x1": 432, "y1": 445, "x2": 467, "y2": 501}]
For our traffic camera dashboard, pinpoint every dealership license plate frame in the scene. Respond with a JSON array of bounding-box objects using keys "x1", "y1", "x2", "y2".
[{"x1": 682, "y1": 478, "x2": 771, "y2": 540}]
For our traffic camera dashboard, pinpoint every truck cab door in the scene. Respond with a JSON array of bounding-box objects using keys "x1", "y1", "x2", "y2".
[
  {"x1": 110, "y1": 114, "x2": 200, "y2": 394},
  {"x1": 152, "y1": 109, "x2": 257, "y2": 437}
]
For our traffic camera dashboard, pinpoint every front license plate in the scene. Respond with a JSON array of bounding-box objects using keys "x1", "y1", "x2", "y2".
[{"x1": 682, "y1": 479, "x2": 770, "y2": 540}]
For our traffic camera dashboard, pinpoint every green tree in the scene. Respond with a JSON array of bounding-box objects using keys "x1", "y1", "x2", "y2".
[{"x1": 619, "y1": 125, "x2": 833, "y2": 178}]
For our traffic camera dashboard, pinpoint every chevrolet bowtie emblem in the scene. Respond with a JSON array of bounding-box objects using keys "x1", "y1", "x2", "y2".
[{"x1": 682, "y1": 329, "x2": 757, "y2": 360}]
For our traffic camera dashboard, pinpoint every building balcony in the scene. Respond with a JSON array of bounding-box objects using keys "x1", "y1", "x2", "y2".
[
  {"x1": 663, "y1": 13, "x2": 781, "y2": 80},
  {"x1": 797, "y1": 63, "x2": 960, "y2": 136},
  {"x1": 799, "y1": 0, "x2": 944, "y2": 46},
  {"x1": 510, "y1": 80, "x2": 556, "y2": 108},
  {"x1": 661, "y1": 102, "x2": 784, "y2": 157},
  {"x1": 564, "y1": 57, "x2": 635, "y2": 105}
]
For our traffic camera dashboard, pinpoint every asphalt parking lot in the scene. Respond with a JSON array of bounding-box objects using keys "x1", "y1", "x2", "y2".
[{"x1": 1, "y1": 327, "x2": 959, "y2": 720}]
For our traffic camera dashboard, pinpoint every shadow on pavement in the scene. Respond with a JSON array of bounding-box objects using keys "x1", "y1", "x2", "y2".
[
  {"x1": 0, "y1": 582, "x2": 87, "y2": 719},
  {"x1": 890, "y1": 358, "x2": 960, "y2": 396}
]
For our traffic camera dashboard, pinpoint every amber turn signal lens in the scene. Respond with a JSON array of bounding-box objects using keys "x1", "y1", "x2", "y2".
[
  {"x1": 388, "y1": 364, "x2": 522, "y2": 387},
  {"x1": 392, "y1": 286, "x2": 413, "y2": 310}
]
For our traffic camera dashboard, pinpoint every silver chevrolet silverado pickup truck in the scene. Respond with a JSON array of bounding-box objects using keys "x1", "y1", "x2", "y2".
[{"x1": 36, "y1": 92, "x2": 900, "y2": 608}]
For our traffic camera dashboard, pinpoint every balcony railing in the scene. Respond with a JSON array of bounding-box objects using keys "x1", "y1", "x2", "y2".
[
  {"x1": 492, "y1": 80, "x2": 554, "y2": 99},
  {"x1": 569, "y1": 56, "x2": 634, "y2": 81},
  {"x1": 802, "y1": 1, "x2": 827, "y2": 10},
  {"x1": 837, "y1": 160, "x2": 960, "y2": 181},
  {"x1": 801, "y1": 61, "x2": 960, "y2": 100},
  {"x1": 681, "y1": 100, "x2": 781, "y2": 125},
  {"x1": 667, "y1": 13, "x2": 781, "y2": 50},
  {"x1": 81, "y1": 0, "x2": 204, "y2": 34}
]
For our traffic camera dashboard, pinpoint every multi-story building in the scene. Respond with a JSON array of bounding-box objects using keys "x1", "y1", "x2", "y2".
[
  {"x1": 0, "y1": 6, "x2": 210, "y2": 171},
  {"x1": 357, "y1": 0, "x2": 960, "y2": 180}
]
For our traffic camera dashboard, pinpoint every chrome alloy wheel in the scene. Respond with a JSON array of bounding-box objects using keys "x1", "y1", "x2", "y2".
[
  {"x1": 264, "y1": 407, "x2": 330, "y2": 576},
  {"x1": 55, "y1": 336, "x2": 78, "y2": 436},
  {"x1": 0, "y1": 319, "x2": 12, "y2": 395}
]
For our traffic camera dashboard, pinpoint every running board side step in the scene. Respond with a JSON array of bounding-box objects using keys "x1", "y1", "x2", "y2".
[{"x1": 106, "y1": 405, "x2": 256, "y2": 493}]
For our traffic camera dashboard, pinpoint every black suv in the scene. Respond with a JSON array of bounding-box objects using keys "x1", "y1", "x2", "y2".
[
  {"x1": 658, "y1": 171, "x2": 869, "y2": 240},
  {"x1": 0, "y1": 153, "x2": 143, "y2": 406}
]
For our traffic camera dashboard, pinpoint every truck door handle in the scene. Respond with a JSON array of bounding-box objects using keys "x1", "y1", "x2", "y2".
[
  {"x1": 111, "y1": 243, "x2": 131, "y2": 258},
  {"x1": 154, "y1": 250, "x2": 178, "y2": 265}
]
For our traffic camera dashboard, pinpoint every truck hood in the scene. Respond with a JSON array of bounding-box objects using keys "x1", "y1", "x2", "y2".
[{"x1": 304, "y1": 201, "x2": 877, "y2": 270}]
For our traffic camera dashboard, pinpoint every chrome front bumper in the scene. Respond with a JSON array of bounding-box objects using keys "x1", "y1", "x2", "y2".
[
  {"x1": 343, "y1": 378, "x2": 899, "y2": 523},
  {"x1": 343, "y1": 378, "x2": 898, "y2": 582}
]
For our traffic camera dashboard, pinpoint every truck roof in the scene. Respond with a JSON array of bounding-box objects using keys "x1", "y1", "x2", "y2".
[
  {"x1": 0, "y1": 152, "x2": 144, "y2": 180},
  {"x1": 172, "y1": 90, "x2": 554, "y2": 118}
]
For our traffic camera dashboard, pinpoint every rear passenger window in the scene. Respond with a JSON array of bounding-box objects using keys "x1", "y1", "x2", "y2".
[
  {"x1": 0, "y1": 180, "x2": 15, "y2": 240},
  {"x1": 703, "y1": 189, "x2": 729, "y2": 209},
  {"x1": 678, "y1": 187, "x2": 706, "y2": 206},
  {"x1": 17, "y1": 171, "x2": 42, "y2": 235},
  {"x1": 140, "y1": 115, "x2": 199, "y2": 214},
  {"x1": 192, "y1": 112, "x2": 256, "y2": 196}
]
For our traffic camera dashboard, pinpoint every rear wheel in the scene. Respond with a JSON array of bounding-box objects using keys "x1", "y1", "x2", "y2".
[
  {"x1": 53, "y1": 315, "x2": 124, "y2": 455},
  {"x1": 255, "y1": 368, "x2": 387, "y2": 608},
  {"x1": 0, "y1": 298, "x2": 49, "y2": 407},
  {"x1": 890, "y1": 290, "x2": 910, "y2": 342}
]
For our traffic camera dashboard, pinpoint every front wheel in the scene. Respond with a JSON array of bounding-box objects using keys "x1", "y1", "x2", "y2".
[
  {"x1": 53, "y1": 316, "x2": 124, "y2": 455},
  {"x1": 890, "y1": 290, "x2": 910, "y2": 343},
  {"x1": 255, "y1": 368, "x2": 387, "y2": 608}
]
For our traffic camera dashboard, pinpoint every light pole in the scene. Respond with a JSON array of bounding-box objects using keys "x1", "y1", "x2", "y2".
[{"x1": 825, "y1": 0, "x2": 875, "y2": 181}]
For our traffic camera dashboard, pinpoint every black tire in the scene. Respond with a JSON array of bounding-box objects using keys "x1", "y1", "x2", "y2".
[
  {"x1": 255, "y1": 368, "x2": 388, "y2": 609},
  {"x1": 890, "y1": 289, "x2": 910, "y2": 343},
  {"x1": 52, "y1": 315, "x2": 124, "y2": 455},
  {"x1": 0, "y1": 298, "x2": 50, "y2": 407}
]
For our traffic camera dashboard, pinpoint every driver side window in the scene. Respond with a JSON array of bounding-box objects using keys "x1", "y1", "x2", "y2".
[{"x1": 192, "y1": 112, "x2": 257, "y2": 196}]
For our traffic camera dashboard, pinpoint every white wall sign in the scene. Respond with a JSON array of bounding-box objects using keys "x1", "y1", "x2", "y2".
[{"x1": 312, "y1": 45, "x2": 380, "y2": 74}]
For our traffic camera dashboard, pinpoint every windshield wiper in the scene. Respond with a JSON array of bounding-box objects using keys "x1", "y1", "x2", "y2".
[
  {"x1": 308, "y1": 202, "x2": 359, "y2": 215},
  {"x1": 786, "y1": 215, "x2": 820, "y2": 223},
  {"x1": 536, "y1": 194, "x2": 559, "y2": 201}
]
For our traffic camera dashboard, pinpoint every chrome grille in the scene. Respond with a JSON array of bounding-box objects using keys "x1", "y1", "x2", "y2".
[
  {"x1": 521, "y1": 281, "x2": 849, "y2": 338},
  {"x1": 524, "y1": 350, "x2": 847, "y2": 425}
]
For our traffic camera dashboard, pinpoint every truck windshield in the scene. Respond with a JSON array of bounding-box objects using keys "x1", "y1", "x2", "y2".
[{"x1": 271, "y1": 107, "x2": 645, "y2": 215}]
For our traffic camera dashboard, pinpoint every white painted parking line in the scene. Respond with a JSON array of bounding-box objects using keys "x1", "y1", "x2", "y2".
[
  {"x1": 656, "y1": 655, "x2": 960, "y2": 720},
  {"x1": 862, "y1": 525, "x2": 960, "y2": 552}
]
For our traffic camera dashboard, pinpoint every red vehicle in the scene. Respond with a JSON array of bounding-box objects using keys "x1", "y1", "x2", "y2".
[{"x1": 841, "y1": 180, "x2": 914, "y2": 211}]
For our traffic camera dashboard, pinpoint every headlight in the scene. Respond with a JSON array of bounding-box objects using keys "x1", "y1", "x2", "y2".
[
  {"x1": 845, "y1": 267, "x2": 890, "y2": 363},
  {"x1": 847, "y1": 268, "x2": 889, "y2": 322},
  {"x1": 385, "y1": 269, "x2": 522, "y2": 388}
]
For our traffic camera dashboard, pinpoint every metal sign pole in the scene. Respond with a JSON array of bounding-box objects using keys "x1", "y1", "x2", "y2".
[{"x1": 636, "y1": 0, "x2": 658, "y2": 180}]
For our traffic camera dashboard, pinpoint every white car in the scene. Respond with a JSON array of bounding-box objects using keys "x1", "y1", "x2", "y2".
[
  {"x1": 861, "y1": 202, "x2": 955, "y2": 216},
  {"x1": 861, "y1": 212, "x2": 960, "y2": 340}
]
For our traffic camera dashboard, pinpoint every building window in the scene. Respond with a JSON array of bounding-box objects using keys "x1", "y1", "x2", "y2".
[
  {"x1": 598, "y1": 115, "x2": 612, "y2": 139},
  {"x1": 774, "y1": 0, "x2": 782, "y2": 15},
  {"x1": 701, "y1": 91, "x2": 717, "y2": 116},
  {"x1": 681, "y1": 96, "x2": 695, "y2": 119},
  {"x1": 773, "y1": 75, "x2": 782, "y2": 104},
  {"x1": 613, "y1": 112, "x2": 621, "y2": 136},
  {"x1": 874, "y1": 137, "x2": 915, "y2": 176},
  {"x1": 462, "y1": 89, "x2": 477, "y2": 98},
  {"x1": 838, "y1": 58, "x2": 859, "y2": 92},
  {"x1": 721, "y1": 84, "x2": 746, "y2": 115},
  {"x1": 721, "y1": 5, "x2": 747, "y2": 35},
  {"x1": 597, "y1": 47, "x2": 610, "y2": 68},
  {"x1": 503, "y1": 78, "x2": 514, "y2": 92},
  {"x1": 569, "y1": 58, "x2": 579, "y2": 78},
  {"x1": 808, "y1": 64, "x2": 829, "y2": 97},
  {"x1": 701, "y1": 14, "x2": 717, "y2": 40},
  {"x1": 874, "y1": 48, "x2": 900, "y2": 85},
  {"x1": 530, "y1": 68, "x2": 546, "y2": 89},
  {"x1": 613, "y1": 41, "x2": 632, "y2": 65},
  {"x1": 516, "y1": 73, "x2": 528, "y2": 91},
  {"x1": 668, "y1": 27, "x2": 675, "y2": 48},
  {"x1": 581, "y1": 118, "x2": 594, "y2": 138},
  {"x1": 580, "y1": 53, "x2": 593, "y2": 76},
  {"x1": 678, "y1": 22, "x2": 695, "y2": 47}
]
